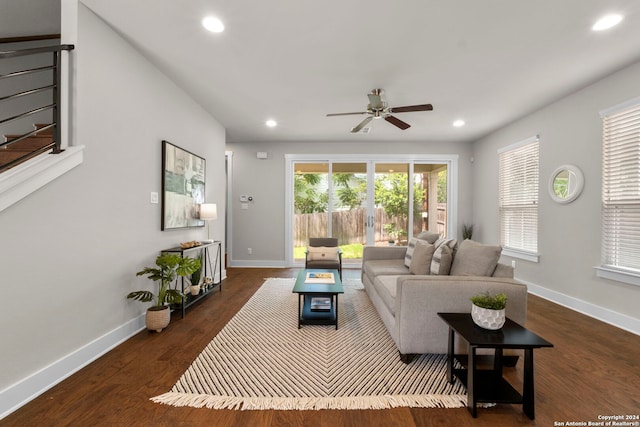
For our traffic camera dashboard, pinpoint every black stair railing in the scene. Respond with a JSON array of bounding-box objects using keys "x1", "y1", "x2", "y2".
[{"x1": 0, "y1": 44, "x2": 74, "y2": 172}]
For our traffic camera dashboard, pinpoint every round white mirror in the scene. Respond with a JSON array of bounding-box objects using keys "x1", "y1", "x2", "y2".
[{"x1": 549, "y1": 165, "x2": 584, "y2": 204}]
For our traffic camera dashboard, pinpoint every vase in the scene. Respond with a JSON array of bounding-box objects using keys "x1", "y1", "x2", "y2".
[
  {"x1": 190, "y1": 285, "x2": 200, "y2": 296},
  {"x1": 471, "y1": 304, "x2": 505, "y2": 330},
  {"x1": 146, "y1": 305, "x2": 170, "y2": 333}
]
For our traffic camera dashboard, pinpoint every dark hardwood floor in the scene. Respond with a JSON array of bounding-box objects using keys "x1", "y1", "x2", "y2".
[{"x1": 3, "y1": 268, "x2": 639, "y2": 426}]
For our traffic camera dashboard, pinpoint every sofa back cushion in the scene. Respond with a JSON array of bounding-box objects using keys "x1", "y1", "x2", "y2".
[
  {"x1": 404, "y1": 238, "x2": 420, "y2": 267},
  {"x1": 430, "y1": 244, "x2": 453, "y2": 275},
  {"x1": 409, "y1": 241, "x2": 435, "y2": 275},
  {"x1": 415, "y1": 230, "x2": 440, "y2": 244},
  {"x1": 450, "y1": 239, "x2": 502, "y2": 276}
]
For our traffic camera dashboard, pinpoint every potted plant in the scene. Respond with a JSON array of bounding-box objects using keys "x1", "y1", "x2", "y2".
[
  {"x1": 127, "y1": 253, "x2": 201, "y2": 332},
  {"x1": 188, "y1": 252, "x2": 204, "y2": 296},
  {"x1": 462, "y1": 224, "x2": 474, "y2": 240},
  {"x1": 470, "y1": 291, "x2": 507, "y2": 330}
]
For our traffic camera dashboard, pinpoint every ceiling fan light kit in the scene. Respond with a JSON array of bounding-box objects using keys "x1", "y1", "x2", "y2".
[{"x1": 327, "y1": 89, "x2": 433, "y2": 133}]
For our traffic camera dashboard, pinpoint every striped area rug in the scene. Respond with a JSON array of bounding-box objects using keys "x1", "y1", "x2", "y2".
[{"x1": 151, "y1": 278, "x2": 466, "y2": 410}]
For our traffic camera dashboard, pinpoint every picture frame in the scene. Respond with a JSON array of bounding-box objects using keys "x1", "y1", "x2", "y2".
[{"x1": 161, "y1": 140, "x2": 206, "y2": 230}]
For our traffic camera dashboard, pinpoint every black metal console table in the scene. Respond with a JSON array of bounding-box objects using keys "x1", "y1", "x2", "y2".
[{"x1": 161, "y1": 241, "x2": 222, "y2": 318}]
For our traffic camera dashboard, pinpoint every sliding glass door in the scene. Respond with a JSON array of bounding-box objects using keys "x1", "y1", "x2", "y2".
[{"x1": 286, "y1": 155, "x2": 456, "y2": 267}]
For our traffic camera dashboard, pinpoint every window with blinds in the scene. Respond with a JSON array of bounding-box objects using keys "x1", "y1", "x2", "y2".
[
  {"x1": 600, "y1": 99, "x2": 640, "y2": 274},
  {"x1": 498, "y1": 136, "x2": 539, "y2": 258}
]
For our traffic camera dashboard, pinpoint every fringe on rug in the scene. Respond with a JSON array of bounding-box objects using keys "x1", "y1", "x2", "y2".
[{"x1": 151, "y1": 392, "x2": 467, "y2": 411}]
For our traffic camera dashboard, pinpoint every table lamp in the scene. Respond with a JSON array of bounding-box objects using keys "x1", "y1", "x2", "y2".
[{"x1": 199, "y1": 203, "x2": 217, "y2": 243}]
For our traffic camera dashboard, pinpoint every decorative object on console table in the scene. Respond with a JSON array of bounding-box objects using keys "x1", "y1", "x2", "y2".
[
  {"x1": 198, "y1": 203, "x2": 217, "y2": 243},
  {"x1": 127, "y1": 253, "x2": 201, "y2": 333},
  {"x1": 189, "y1": 252, "x2": 204, "y2": 295},
  {"x1": 470, "y1": 291, "x2": 507, "y2": 330},
  {"x1": 161, "y1": 241, "x2": 223, "y2": 318}
]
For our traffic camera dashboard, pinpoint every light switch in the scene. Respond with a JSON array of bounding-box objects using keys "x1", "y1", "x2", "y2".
[{"x1": 241, "y1": 203, "x2": 249, "y2": 210}]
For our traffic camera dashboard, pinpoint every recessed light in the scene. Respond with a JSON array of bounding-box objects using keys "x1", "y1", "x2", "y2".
[
  {"x1": 592, "y1": 14, "x2": 623, "y2": 31},
  {"x1": 202, "y1": 16, "x2": 225, "y2": 33},
  {"x1": 266, "y1": 119, "x2": 277, "y2": 128},
  {"x1": 453, "y1": 119, "x2": 465, "y2": 127}
]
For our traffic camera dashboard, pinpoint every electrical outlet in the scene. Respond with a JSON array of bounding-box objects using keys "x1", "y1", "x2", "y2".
[
  {"x1": 150, "y1": 192, "x2": 159, "y2": 204},
  {"x1": 247, "y1": 248, "x2": 252, "y2": 255}
]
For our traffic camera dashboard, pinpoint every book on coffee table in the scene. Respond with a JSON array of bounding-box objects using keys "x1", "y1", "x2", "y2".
[
  {"x1": 305, "y1": 272, "x2": 335, "y2": 284},
  {"x1": 310, "y1": 297, "x2": 332, "y2": 312}
]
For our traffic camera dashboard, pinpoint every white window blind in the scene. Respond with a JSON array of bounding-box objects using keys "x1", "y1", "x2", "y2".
[
  {"x1": 601, "y1": 100, "x2": 640, "y2": 273},
  {"x1": 498, "y1": 137, "x2": 539, "y2": 255}
]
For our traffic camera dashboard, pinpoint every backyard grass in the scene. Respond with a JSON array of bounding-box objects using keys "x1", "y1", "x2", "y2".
[{"x1": 294, "y1": 243, "x2": 364, "y2": 260}]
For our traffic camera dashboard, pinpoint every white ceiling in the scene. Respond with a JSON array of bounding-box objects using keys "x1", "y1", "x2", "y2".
[{"x1": 79, "y1": 0, "x2": 640, "y2": 144}]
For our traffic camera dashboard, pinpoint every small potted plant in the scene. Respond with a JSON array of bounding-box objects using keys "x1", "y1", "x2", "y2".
[
  {"x1": 470, "y1": 291, "x2": 507, "y2": 330},
  {"x1": 462, "y1": 224, "x2": 474, "y2": 240},
  {"x1": 188, "y1": 252, "x2": 204, "y2": 296},
  {"x1": 127, "y1": 253, "x2": 201, "y2": 332}
]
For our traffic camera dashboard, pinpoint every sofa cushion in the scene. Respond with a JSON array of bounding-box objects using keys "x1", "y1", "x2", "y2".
[
  {"x1": 307, "y1": 246, "x2": 339, "y2": 261},
  {"x1": 430, "y1": 244, "x2": 453, "y2": 275},
  {"x1": 372, "y1": 275, "x2": 401, "y2": 315},
  {"x1": 434, "y1": 238, "x2": 458, "y2": 253},
  {"x1": 415, "y1": 230, "x2": 440, "y2": 244},
  {"x1": 409, "y1": 241, "x2": 435, "y2": 275},
  {"x1": 404, "y1": 237, "x2": 420, "y2": 268},
  {"x1": 363, "y1": 259, "x2": 410, "y2": 279},
  {"x1": 450, "y1": 239, "x2": 502, "y2": 276}
]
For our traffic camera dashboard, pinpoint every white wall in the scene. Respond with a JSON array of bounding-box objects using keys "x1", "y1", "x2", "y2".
[
  {"x1": 472, "y1": 59, "x2": 640, "y2": 333},
  {"x1": 0, "y1": 4, "x2": 226, "y2": 417},
  {"x1": 226, "y1": 140, "x2": 473, "y2": 266}
]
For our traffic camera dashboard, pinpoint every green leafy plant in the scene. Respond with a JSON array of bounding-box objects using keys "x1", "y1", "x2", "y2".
[
  {"x1": 462, "y1": 224, "x2": 474, "y2": 240},
  {"x1": 470, "y1": 291, "x2": 507, "y2": 310},
  {"x1": 128, "y1": 253, "x2": 201, "y2": 308},
  {"x1": 190, "y1": 252, "x2": 204, "y2": 287}
]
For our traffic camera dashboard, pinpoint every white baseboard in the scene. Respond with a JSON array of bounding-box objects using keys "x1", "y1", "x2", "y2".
[
  {"x1": 229, "y1": 260, "x2": 287, "y2": 268},
  {"x1": 0, "y1": 314, "x2": 146, "y2": 420},
  {"x1": 523, "y1": 279, "x2": 640, "y2": 336}
]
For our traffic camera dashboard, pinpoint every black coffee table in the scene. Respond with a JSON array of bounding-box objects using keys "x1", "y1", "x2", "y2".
[
  {"x1": 292, "y1": 269, "x2": 343, "y2": 329},
  {"x1": 438, "y1": 312, "x2": 553, "y2": 419}
]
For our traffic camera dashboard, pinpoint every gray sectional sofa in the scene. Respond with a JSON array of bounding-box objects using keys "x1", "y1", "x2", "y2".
[{"x1": 361, "y1": 234, "x2": 528, "y2": 362}]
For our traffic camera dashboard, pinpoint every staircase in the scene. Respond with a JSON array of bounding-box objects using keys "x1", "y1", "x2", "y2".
[{"x1": 1, "y1": 124, "x2": 55, "y2": 172}]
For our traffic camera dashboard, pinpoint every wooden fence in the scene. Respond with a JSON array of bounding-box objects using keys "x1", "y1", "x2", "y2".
[{"x1": 294, "y1": 204, "x2": 446, "y2": 247}]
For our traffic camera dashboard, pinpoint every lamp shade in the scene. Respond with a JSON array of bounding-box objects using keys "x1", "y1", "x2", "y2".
[{"x1": 199, "y1": 203, "x2": 218, "y2": 221}]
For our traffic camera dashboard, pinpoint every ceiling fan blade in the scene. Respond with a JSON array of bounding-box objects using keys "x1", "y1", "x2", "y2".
[
  {"x1": 388, "y1": 104, "x2": 433, "y2": 113},
  {"x1": 351, "y1": 116, "x2": 373, "y2": 133},
  {"x1": 384, "y1": 115, "x2": 411, "y2": 130},
  {"x1": 327, "y1": 111, "x2": 368, "y2": 117}
]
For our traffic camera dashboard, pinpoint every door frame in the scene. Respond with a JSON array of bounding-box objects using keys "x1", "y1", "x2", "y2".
[{"x1": 284, "y1": 154, "x2": 459, "y2": 267}]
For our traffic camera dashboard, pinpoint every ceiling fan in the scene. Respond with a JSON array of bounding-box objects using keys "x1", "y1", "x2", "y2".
[{"x1": 326, "y1": 88, "x2": 433, "y2": 133}]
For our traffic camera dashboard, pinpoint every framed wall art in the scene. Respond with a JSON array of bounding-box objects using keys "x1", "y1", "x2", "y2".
[{"x1": 161, "y1": 140, "x2": 206, "y2": 230}]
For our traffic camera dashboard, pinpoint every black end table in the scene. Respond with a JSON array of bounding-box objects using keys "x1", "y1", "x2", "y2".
[{"x1": 438, "y1": 312, "x2": 553, "y2": 419}]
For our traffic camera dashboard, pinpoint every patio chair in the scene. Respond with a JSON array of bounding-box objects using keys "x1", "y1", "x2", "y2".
[{"x1": 305, "y1": 237, "x2": 342, "y2": 279}]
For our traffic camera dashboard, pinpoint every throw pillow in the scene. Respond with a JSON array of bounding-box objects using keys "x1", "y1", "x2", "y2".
[
  {"x1": 433, "y1": 238, "x2": 458, "y2": 260},
  {"x1": 415, "y1": 230, "x2": 440, "y2": 244},
  {"x1": 430, "y1": 244, "x2": 453, "y2": 275},
  {"x1": 307, "y1": 246, "x2": 339, "y2": 261},
  {"x1": 404, "y1": 237, "x2": 420, "y2": 268},
  {"x1": 450, "y1": 239, "x2": 502, "y2": 276},
  {"x1": 409, "y1": 241, "x2": 435, "y2": 275}
]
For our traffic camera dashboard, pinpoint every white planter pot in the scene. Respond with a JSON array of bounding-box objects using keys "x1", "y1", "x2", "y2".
[
  {"x1": 189, "y1": 285, "x2": 201, "y2": 296},
  {"x1": 471, "y1": 304, "x2": 505, "y2": 330}
]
